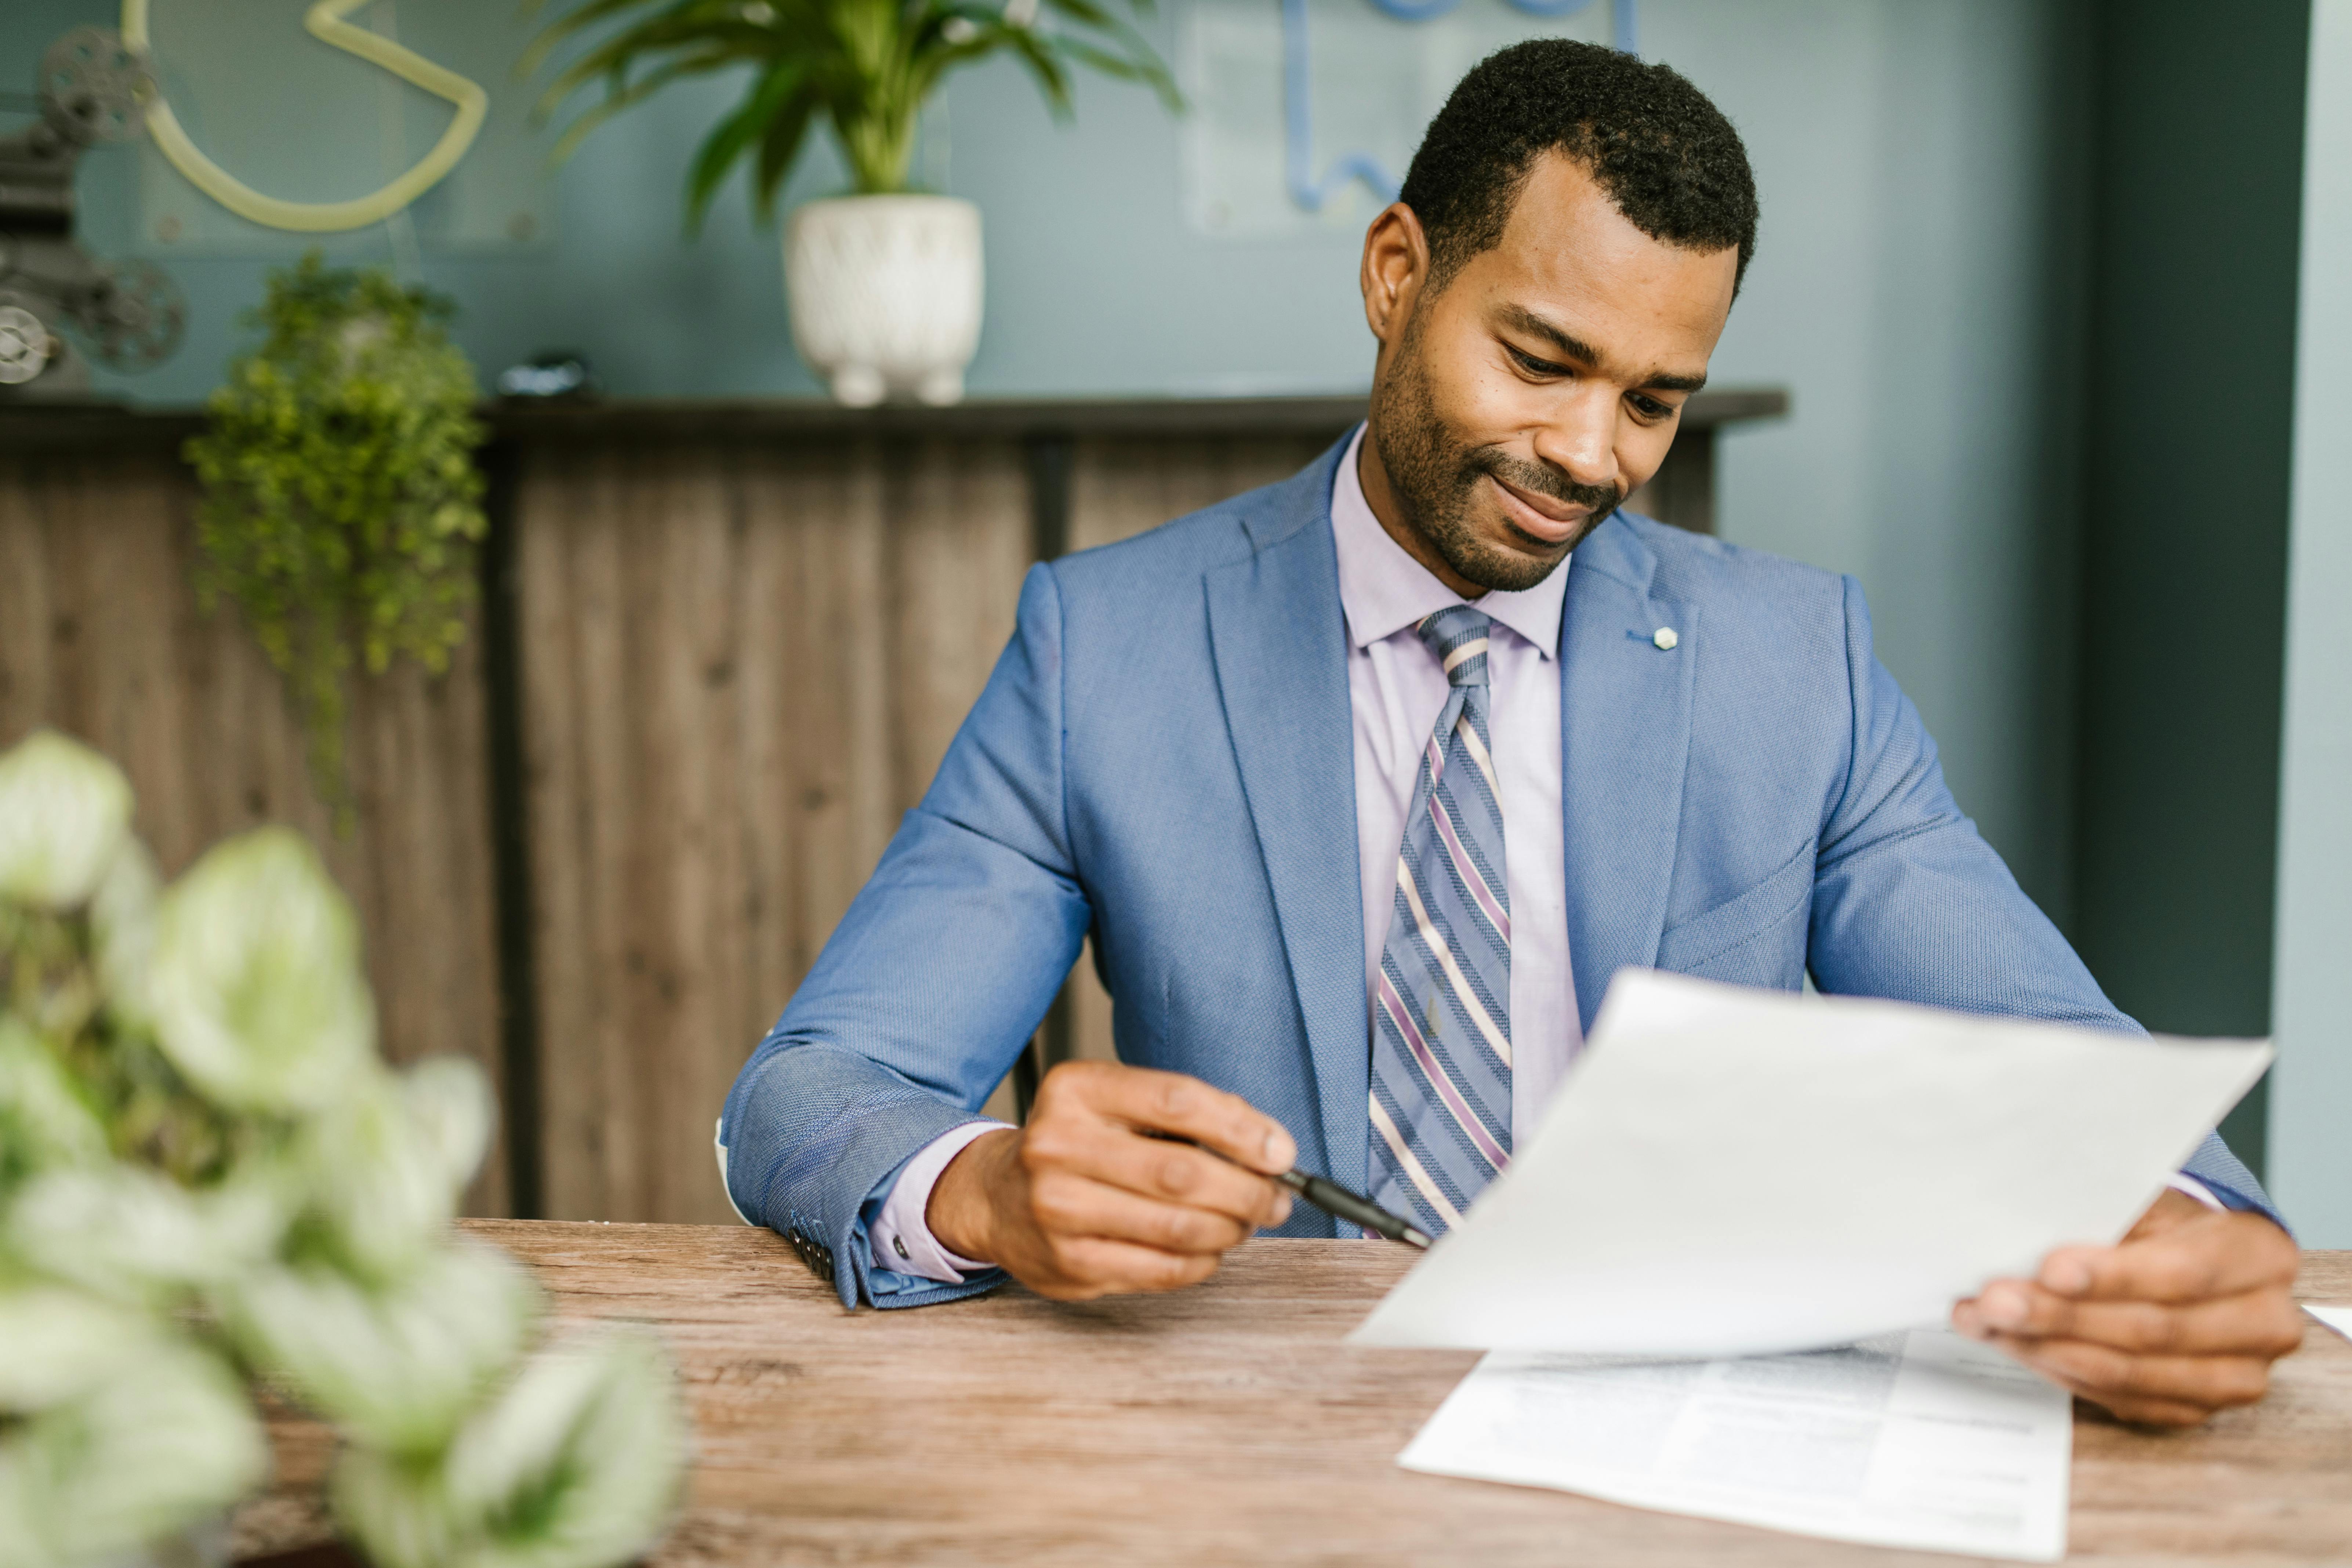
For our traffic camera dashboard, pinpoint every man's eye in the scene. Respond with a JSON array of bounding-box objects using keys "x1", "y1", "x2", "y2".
[
  {"x1": 1628, "y1": 393, "x2": 1673, "y2": 420},
  {"x1": 1508, "y1": 346, "x2": 1569, "y2": 378}
]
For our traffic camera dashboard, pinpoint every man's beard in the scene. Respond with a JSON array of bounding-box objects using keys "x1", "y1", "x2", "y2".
[{"x1": 1368, "y1": 326, "x2": 1623, "y2": 594}]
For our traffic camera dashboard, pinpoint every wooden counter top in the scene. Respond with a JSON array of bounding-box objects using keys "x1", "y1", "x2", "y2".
[
  {"x1": 0, "y1": 388, "x2": 1790, "y2": 453},
  {"x1": 233, "y1": 1221, "x2": 2352, "y2": 1567}
]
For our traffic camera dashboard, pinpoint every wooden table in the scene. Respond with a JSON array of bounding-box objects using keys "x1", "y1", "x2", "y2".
[{"x1": 234, "y1": 1223, "x2": 2352, "y2": 1567}]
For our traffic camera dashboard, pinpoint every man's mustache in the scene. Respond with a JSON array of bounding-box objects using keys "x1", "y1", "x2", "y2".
[{"x1": 1468, "y1": 450, "x2": 1623, "y2": 516}]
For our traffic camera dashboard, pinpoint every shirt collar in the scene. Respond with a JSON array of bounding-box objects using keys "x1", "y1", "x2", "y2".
[{"x1": 1328, "y1": 425, "x2": 1571, "y2": 658}]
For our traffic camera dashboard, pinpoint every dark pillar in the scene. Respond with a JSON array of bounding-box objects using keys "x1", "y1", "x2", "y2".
[{"x1": 2073, "y1": 0, "x2": 2311, "y2": 1175}]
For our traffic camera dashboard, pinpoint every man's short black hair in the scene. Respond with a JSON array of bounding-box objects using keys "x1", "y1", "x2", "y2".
[{"x1": 1399, "y1": 39, "x2": 1758, "y2": 290}]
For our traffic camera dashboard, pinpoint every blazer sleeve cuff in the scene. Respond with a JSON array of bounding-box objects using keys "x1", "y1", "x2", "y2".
[
  {"x1": 719, "y1": 1044, "x2": 1012, "y2": 1309},
  {"x1": 823, "y1": 1114, "x2": 1005, "y2": 1309},
  {"x1": 869, "y1": 1120, "x2": 1014, "y2": 1284},
  {"x1": 2178, "y1": 1129, "x2": 2289, "y2": 1236},
  {"x1": 2178, "y1": 1171, "x2": 2288, "y2": 1231}
]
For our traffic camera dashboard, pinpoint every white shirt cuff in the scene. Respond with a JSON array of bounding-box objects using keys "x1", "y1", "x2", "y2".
[
  {"x1": 2167, "y1": 1173, "x2": 2227, "y2": 1212},
  {"x1": 870, "y1": 1121, "x2": 1011, "y2": 1284}
]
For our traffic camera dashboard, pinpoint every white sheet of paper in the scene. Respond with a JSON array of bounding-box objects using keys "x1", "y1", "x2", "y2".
[
  {"x1": 1400, "y1": 1328, "x2": 2071, "y2": 1562},
  {"x1": 2306, "y1": 1304, "x2": 2352, "y2": 1342},
  {"x1": 1352, "y1": 970, "x2": 2271, "y2": 1356}
]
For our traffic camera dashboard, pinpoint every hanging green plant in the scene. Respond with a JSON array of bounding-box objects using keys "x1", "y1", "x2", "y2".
[{"x1": 184, "y1": 252, "x2": 488, "y2": 828}]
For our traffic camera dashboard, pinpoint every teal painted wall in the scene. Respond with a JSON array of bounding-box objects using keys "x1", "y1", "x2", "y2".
[
  {"x1": 1671, "y1": 0, "x2": 2095, "y2": 933},
  {"x1": 2072, "y1": 0, "x2": 2311, "y2": 1175},
  {"x1": 11, "y1": 1, "x2": 2326, "y2": 1190},
  {"x1": 4, "y1": 0, "x2": 2104, "y2": 925}
]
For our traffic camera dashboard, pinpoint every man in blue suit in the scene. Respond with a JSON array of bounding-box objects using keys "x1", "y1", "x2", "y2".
[{"x1": 723, "y1": 41, "x2": 2302, "y2": 1424}]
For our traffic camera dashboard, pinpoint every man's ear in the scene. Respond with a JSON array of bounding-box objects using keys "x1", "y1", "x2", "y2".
[{"x1": 1361, "y1": 202, "x2": 1431, "y2": 348}]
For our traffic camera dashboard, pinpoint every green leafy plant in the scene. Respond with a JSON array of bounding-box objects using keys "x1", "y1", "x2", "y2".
[
  {"x1": 184, "y1": 254, "x2": 488, "y2": 828},
  {"x1": 0, "y1": 730, "x2": 686, "y2": 1568},
  {"x1": 523, "y1": 0, "x2": 1180, "y2": 227}
]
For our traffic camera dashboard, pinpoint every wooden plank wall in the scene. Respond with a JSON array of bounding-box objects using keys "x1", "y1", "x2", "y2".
[
  {"x1": 0, "y1": 451, "x2": 509, "y2": 1215},
  {"x1": 515, "y1": 439, "x2": 1033, "y2": 1223},
  {"x1": 0, "y1": 430, "x2": 1324, "y2": 1228},
  {"x1": 0, "y1": 403, "x2": 1750, "y2": 1228}
]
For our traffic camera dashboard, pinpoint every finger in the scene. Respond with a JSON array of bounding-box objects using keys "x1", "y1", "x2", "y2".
[
  {"x1": 1022, "y1": 1115, "x2": 1291, "y2": 1228},
  {"x1": 1027, "y1": 1235, "x2": 1222, "y2": 1301},
  {"x1": 1056, "y1": 1062, "x2": 1298, "y2": 1174},
  {"x1": 2119, "y1": 1186, "x2": 2212, "y2": 1243},
  {"x1": 1957, "y1": 1280, "x2": 2307, "y2": 1358},
  {"x1": 1028, "y1": 1170, "x2": 1255, "y2": 1256},
  {"x1": 1983, "y1": 1332, "x2": 2275, "y2": 1415},
  {"x1": 1977, "y1": 1331, "x2": 2214, "y2": 1427},
  {"x1": 2006, "y1": 1345, "x2": 2256, "y2": 1429},
  {"x1": 2034, "y1": 1212, "x2": 2298, "y2": 1304},
  {"x1": 2092, "y1": 1394, "x2": 2227, "y2": 1429},
  {"x1": 2069, "y1": 1382, "x2": 2222, "y2": 1430}
]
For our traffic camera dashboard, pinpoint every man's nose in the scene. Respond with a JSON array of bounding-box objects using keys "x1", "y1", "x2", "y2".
[{"x1": 1529, "y1": 386, "x2": 1623, "y2": 497}]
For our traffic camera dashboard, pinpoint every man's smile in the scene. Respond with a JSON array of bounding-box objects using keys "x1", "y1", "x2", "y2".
[{"x1": 1485, "y1": 471, "x2": 1594, "y2": 546}]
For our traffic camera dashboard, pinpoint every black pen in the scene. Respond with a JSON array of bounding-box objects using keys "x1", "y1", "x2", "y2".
[
  {"x1": 1270, "y1": 1167, "x2": 1433, "y2": 1249},
  {"x1": 1141, "y1": 1131, "x2": 1431, "y2": 1249}
]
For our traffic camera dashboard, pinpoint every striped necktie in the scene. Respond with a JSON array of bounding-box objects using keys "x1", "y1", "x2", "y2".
[{"x1": 1367, "y1": 605, "x2": 1511, "y2": 1237}]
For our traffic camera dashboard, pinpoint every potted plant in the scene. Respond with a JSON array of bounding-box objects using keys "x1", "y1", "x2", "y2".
[
  {"x1": 525, "y1": 0, "x2": 1178, "y2": 406},
  {"x1": 183, "y1": 254, "x2": 488, "y2": 827},
  {"x1": 0, "y1": 730, "x2": 684, "y2": 1567}
]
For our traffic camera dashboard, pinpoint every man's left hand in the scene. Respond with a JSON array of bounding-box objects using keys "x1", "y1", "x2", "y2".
[{"x1": 1951, "y1": 1189, "x2": 2305, "y2": 1427}]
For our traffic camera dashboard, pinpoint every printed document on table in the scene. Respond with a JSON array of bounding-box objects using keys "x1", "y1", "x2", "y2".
[
  {"x1": 2306, "y1": 1304, "x2": 2352, "y2": 1342},
  {"x1": 1400, "y1": 1328, "x2": 2071, "y2": 1562},
  {"x1": 1352, "y1": 970, "x2": 2271, "y2": 1357}
]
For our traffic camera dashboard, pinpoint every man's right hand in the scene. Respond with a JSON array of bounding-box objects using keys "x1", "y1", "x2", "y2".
[{"x1": 926, "y1": 1061, "x2": 1298, "y2": 1301}]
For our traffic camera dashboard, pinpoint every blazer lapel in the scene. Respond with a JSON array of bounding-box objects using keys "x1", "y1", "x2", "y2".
[
  {"x1": 1202, "y1": 450, "x2": 1369, "y2": 1192},
  {"x1": 1560, "y1": 515, "x2": 1698, "y2": 1033}
]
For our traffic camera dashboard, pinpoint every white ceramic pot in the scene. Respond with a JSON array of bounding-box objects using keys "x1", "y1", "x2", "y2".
[{"x1": 784, "y1": 195, "x2": 983, "y2": 408}]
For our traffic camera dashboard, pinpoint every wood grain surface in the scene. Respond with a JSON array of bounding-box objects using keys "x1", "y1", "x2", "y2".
[
  {"x1": 234, "y1": 1224, "x2": 2352, "y2": 1568},
  {"x1": 0, "y1": 429, "x2": 1369, "y2": 1223},
  {"x1": 0, "y1": 399, "x2": 1828, "y2": 1228},
  {"x1": 0, "y1": 452, "x2": 509, "y2": 1215},
  {"x1": 514, "y1": 439, "x2": 1034, "y2": 1222}
]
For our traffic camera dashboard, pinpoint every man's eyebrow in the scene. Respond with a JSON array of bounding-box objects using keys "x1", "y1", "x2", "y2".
[
  {"x1": 1498, "y1": 305, "x2": 1602, "y2": 367},
  {"x1": 1496, "y1": 305, "x2": 1710, "y2": 395}
]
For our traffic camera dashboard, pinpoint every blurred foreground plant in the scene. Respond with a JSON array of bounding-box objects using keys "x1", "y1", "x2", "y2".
[{"x1": 0, "y1": 731, "x2": 683, "y2": 1568}]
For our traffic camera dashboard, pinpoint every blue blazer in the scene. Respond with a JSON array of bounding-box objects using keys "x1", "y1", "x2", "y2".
[{"x1": 722, "y1": 435, "x2": 2275, "y2": 1308}]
